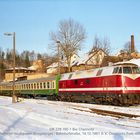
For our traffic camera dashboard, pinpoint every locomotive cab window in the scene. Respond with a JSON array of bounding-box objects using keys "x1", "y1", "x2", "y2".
[
  {"x1": 118, "y1": 67, "x2": 122, "y2": 73},
  {"x1": 123, "y1": 67, "x2": 132, "y2": 74},
  {"x1": 113, "y1": 67, "x2": 119, "y2": 74}
]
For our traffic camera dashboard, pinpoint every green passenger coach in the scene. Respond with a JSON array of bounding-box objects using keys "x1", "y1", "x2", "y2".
[{"x1": 0, "y1": 75, "x2": 61, "y2": 98}]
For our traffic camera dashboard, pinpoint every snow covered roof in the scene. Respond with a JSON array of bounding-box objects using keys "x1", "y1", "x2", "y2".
[
  {"x1": 6, "y1": 67, "x2": 28, "y2": 71},
  {"x1": 6, "y1": 67, "x2": 36, "y2": 71},
  {"x1": 47, "y1": 62, "x2": 68, "y2": 69},
  {"x1": 28, "y1": 66, "x2": 37, "y2": 70}
]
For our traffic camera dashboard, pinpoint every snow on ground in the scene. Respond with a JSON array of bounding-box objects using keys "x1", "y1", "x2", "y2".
[{"x1": 0, "y1": 96, "x2": 140, "y2": 140}]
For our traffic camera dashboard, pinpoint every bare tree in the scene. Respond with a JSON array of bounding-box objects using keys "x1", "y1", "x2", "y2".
[
  {"x1": 50, "y1": 18, "x2": 86, "y2": 72},
  {"x1": 90, "y1": 36, "x2": 111, "y2": 55}
]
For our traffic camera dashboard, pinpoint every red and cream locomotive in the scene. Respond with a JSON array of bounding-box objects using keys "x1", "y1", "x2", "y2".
[{"x1": 59, "y1": 61, "x2": 140, "y2": 105}]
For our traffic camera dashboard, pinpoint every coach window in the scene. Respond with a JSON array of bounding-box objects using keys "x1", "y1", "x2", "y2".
[
  {"x1": 50, "y1": 82, "x2": 52, "y2": 89},
  {"x1": 47, "y1": 82, "x2": 50, "y2": 89},
  {"x1": 123, "y1": 67, "x2": 132, "y2": 74},
  {"x1": 28, "y1": 84, "x2": 30, "y2": 89},
  {"x1": 51, "y1": 81, "x2": 53, "y2": 89},
  {"x1": 40, "y1": 83, "x2": 42, "y2": 89},
  {"x1": 24, "y1": 84, "x2": 26, "y2": 89},
  {"x1": 43, "y1": 82, "x2": 46, "y2": 89},
  {"x1": 34, "y1": 83, "x2": 36, "y2": 89},
  {"x1": 37, "y1": 83, "x2": 39, "y2": 89},
  {"x1": 23, "y1": 84, "x2": 25, "y2": 89},
  {"x1": 52, "y1": 82, "x2": 54, "y2": 88},
  {"x1": 31, "y1": 84, "x2": 33, "y2": 89},
  {"x1": 26, "y1": 84, "x2": 28, "y2": 89}
]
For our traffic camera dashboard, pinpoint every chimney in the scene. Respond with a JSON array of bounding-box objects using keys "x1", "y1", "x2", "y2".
[{"x1": 131, "y1": 35, "x2": 135, "y2": 53}]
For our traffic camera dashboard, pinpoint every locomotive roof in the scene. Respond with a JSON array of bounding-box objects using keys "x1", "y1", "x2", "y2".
[
  {"x1": 60, "y1": 66, "x2": 114, "y2": 80},
  {"x1": 60, "y1": 61, "x2": 140, "y2": 81},
  {"x1": 113, "y1": 61, "x2": 138, "y2": 66},
  {"x1": 113, "y1": 58, "x2": 140, "y2": 67}
]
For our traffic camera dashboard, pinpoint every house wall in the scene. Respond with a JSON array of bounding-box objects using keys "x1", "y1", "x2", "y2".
[{"x1": 87, "y1": 50, "x2": 105, "y2": 66}]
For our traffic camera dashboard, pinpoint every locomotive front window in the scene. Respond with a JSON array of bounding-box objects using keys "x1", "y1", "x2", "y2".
[
  {"x1": 123, "y1": 67, "x2": 132, "y2": 74},
  {"x1": 118, "y1": 67, "x2": 122, "y2": 73},
  {"x1": 132, "y1": 67, "x2": 140, "y2": 74}
]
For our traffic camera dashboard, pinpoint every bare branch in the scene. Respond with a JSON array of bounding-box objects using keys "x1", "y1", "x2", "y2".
[{"x1": 50, "y1": 18, "x2": 86, "y2": 72}]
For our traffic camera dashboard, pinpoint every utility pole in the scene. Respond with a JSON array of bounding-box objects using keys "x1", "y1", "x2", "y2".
[
  {"x1": 4, "y1": 32, "x2": 17, "y2": 103},
  {"x1": 56, "y1": 41, "x2": 60, "y2": 75}
]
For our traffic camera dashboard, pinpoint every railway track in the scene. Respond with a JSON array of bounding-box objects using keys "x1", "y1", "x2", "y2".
[
  {"x1": 44, "y1": 100, "x2": 140, "y2": 119},
  {"x1": 71, "y1": 107, "x2": 140, "y2": 118}
]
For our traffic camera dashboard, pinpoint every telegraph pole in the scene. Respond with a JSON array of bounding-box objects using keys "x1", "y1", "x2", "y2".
[
  {"x1": 56, "y1": 41, "x2": 60, "y2": 75},
  {"x1": 4, "y1": 32, "x2": 17, "y2": 103}
]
